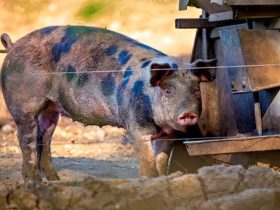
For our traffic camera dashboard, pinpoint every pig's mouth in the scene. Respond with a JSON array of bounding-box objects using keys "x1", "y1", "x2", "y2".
[
  {"x1": 177, "y1": 111, "x2": 198, "y2": 127},
  {"x1": 151, "y1": 126, "x2": 176, "y2": 140},
  {"x1": 151, "y1": 112, "x2": 199, "y2": 140}
]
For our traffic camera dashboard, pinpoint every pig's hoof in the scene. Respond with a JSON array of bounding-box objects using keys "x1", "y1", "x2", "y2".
[
  {"x1": 155, "y1": 153, "x2": 169, "y2": 176},
  {"x1": 139, "y1": 168, "x2": 158, "y2": 178},
  {"x1": 22, "y1": 168, "x2": 42, "y2": 182},
  {"x1": 42, "y1": 165, "x2": 60, "y2": 181},
  {"x1": 46, "y1": 172, "x2": 60, "y2": 181}
]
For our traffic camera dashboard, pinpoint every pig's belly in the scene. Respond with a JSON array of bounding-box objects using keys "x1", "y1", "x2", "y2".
[{"x1": 54, "y1": 87, "x2": 120, "y2": 126}]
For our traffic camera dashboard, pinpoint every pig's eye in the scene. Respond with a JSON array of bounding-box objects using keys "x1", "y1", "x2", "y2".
[{"x1": 163, "y1": 86, "x2": 174, "y2": 96}]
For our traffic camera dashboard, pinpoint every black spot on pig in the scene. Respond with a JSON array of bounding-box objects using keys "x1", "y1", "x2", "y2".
[
  {"x1": 101, "y1": 73, "x2": 116, "y2": 96},
  {"x1": 117, "y1": 78, "x2": 129, "y2": 106},
  {"x1": 123, "y1": 67, "x2": 132, "y2": 79},
  {"x1": 131, "y1": 80, "x2": 153, "y2": 126},
  {"x1": 141, "y1": 61, "x2": 151, "y2": 68},
  {"x1": 105, "y1": 45, "x2": 118, "y2": 56},
  {"x1": 40, "y1": 26, "x2": 58, "y2": 35},
  {"x1": 77, "y1": 73, "x2": 90, "y2": 87},
  {"x1": 52, "y1": 26, "x2": 94, "y2": 62},
  {"x1": 171, "y1": 63, "x2": 178, "y2": 69},
  {"x1": 66, "y1": 65, "x2": 76, "y2": 81},
  {"x1": 118, "y1": 50, "x2": 132, "y2": 66}
]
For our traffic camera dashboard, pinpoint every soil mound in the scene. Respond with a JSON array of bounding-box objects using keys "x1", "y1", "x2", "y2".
[{"x1": 1, "y1": 165, "x2": 280, "y2": 210}]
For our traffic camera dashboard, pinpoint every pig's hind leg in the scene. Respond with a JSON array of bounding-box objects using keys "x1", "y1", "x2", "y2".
[
  {"x1": 14, "y1": 101, "x2": 60, "y2": 181},
  {"x1": 37, "y1": 101, "x2": 60, "y2": 181},
  {"x1": 15, "y1": 114, "x2": 42, "y2": 182}
]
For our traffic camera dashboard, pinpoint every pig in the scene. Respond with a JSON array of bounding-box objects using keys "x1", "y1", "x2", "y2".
[{"x1": 0, "y1": 26, "x2": 215, "y2": 181}]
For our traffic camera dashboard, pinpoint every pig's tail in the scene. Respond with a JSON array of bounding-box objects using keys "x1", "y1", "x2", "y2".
[{"x1": 0, "y1": 33, "x2": 13, "y2": 53}]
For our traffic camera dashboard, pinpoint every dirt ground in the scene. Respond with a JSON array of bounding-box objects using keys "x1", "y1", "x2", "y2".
[
  {"x1": 0, "y1": 117, "x2": 139, "y2": 188},
  {"x1": 1, "y1": 116, "x2": 280, "y2": 210},
  {"x1": 1, "y1": 164, "x2": 280, "y2": 210}
]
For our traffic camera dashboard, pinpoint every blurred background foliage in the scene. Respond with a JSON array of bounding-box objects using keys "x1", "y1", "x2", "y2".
[
  {"x1": 0, "y1": 0, "x2": 200, "y2": 60},
  {"x1": 77, "y1": 0, "x2": 107, "y2": 21}
]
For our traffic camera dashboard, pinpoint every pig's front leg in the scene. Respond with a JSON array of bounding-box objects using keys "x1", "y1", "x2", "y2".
[
  {"x1": 153, "y1": 139, "x2": 175, "y2": 176},
  {"x1": 129, "y1": 128, "x2": 159, "y2": 178},
  {"x1": 129, "y1": 126, "x2": 175, "y2": 177}
]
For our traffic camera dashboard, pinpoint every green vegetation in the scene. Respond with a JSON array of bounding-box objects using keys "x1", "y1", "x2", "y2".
[{"x1": 77, "y1": 1, "x2": 106, "y2": 21}]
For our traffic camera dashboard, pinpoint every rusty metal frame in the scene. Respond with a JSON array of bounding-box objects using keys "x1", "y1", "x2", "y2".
[
  {"x1": 219, "y1": 29, "x2": 280, "y2": 93},
  {"x1": 175, "y1": 1, "x2": 280, "y2": 162}
]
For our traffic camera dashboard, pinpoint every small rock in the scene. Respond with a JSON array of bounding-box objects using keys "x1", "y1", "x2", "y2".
[
  {"x1": 1, "y1": 124, "x2": 14, "y2": 134},
  {"x1": 83, "y1": 127, "x2": 105, "y2": 142},
  {"x1": 102, "y1": 125, "x2": 126, "y2": 137},
  {"x1": 198, "y1": 165, "x2": 245, "y2": 196},
  {"x1": 0, "y1": 187, "x2": 9, "y2": 207}
]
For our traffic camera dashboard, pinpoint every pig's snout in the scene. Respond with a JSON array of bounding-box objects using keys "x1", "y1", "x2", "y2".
[{"x1": 177, "y1": 112, "x2": 198, "y2": 126}]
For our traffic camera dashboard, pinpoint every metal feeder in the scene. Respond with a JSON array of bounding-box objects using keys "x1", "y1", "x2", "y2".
[{"x1": 169, "y1": 0, "x2": 280, "y2": 173}]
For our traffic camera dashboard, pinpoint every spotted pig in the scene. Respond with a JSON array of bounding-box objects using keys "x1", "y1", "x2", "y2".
[{"x1": 0, "y1": 26, "x2": 215, "y2": 181}]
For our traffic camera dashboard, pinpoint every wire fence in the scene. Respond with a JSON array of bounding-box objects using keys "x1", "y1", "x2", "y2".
[
  {"x1": 0, "y1": 133, "x2": 277, "y2": 148},
  {"x1": 24, "y1": 63, "x2": 280, "y2": 75},
  {"x1": 0, "y1": 137, "x2": 199, "y2": 148},
  {"x1": 0, "y1": 63, "x2": 280, "y2": 147}
]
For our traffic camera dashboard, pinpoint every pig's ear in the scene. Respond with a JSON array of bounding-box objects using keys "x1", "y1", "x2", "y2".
[
  {"x1": 150, "y1": 63, "x2": 172, "y2": 87},
  {"x1": 190, "y1": 58, "x2": 217, "y2": 82}
]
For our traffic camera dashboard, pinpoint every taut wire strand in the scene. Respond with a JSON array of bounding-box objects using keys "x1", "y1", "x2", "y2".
[{"x1": 24, "y1": 63, "x2": 280, "y2": 75}]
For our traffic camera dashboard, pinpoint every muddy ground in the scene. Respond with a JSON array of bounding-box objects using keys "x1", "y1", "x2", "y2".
[
  {"x1": 0, "y1": 116, "x2": 280, "y2": 209},
  {"x1": 1, "y1": 165, "x2": 280, "y2": 210}
]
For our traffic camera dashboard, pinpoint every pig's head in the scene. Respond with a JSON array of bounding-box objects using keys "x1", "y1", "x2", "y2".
[{"x1": 149, "y1": 57, "x2": 216, "y2": 133}]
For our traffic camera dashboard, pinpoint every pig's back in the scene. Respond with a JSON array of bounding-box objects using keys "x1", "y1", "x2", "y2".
[{"x1": 7, "y1": 25, "x2": 165, "y2": 73}]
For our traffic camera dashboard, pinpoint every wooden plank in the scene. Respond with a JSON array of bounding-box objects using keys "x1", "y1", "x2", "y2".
[
  {"x1": 235, "y1": 6, "x2": 280, "y2": 19},
  {"x1": 175, "y1": 18, "x2": 245, "y2": 29},
  {"x1": 226, "y1": 0, "x2": 280, "y2": 5},
  {"x1": 190, "y1": 26, "x2": 240, "y2": 137},
  {"x1": 239, "y1": 30, "x2": 280, "y2": 92},
  {"x1": 209, "y1": 11, "x2": 233, "y2": 21},
  {"x1": 189, "y1": 0, "x2": 232, "y2": 14},
  {"x1": 263, "y1": 91, "x2": 280, "y2": 132},
  {"x1": 210, "y1": 23, "x2": 248, "y2": 38},
  {"x1": 184, "y1": 135, "x2": 280, "y2": 156},
  {"x1": 219, "y1": 29, "x2": 251, "y2": 93}
]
